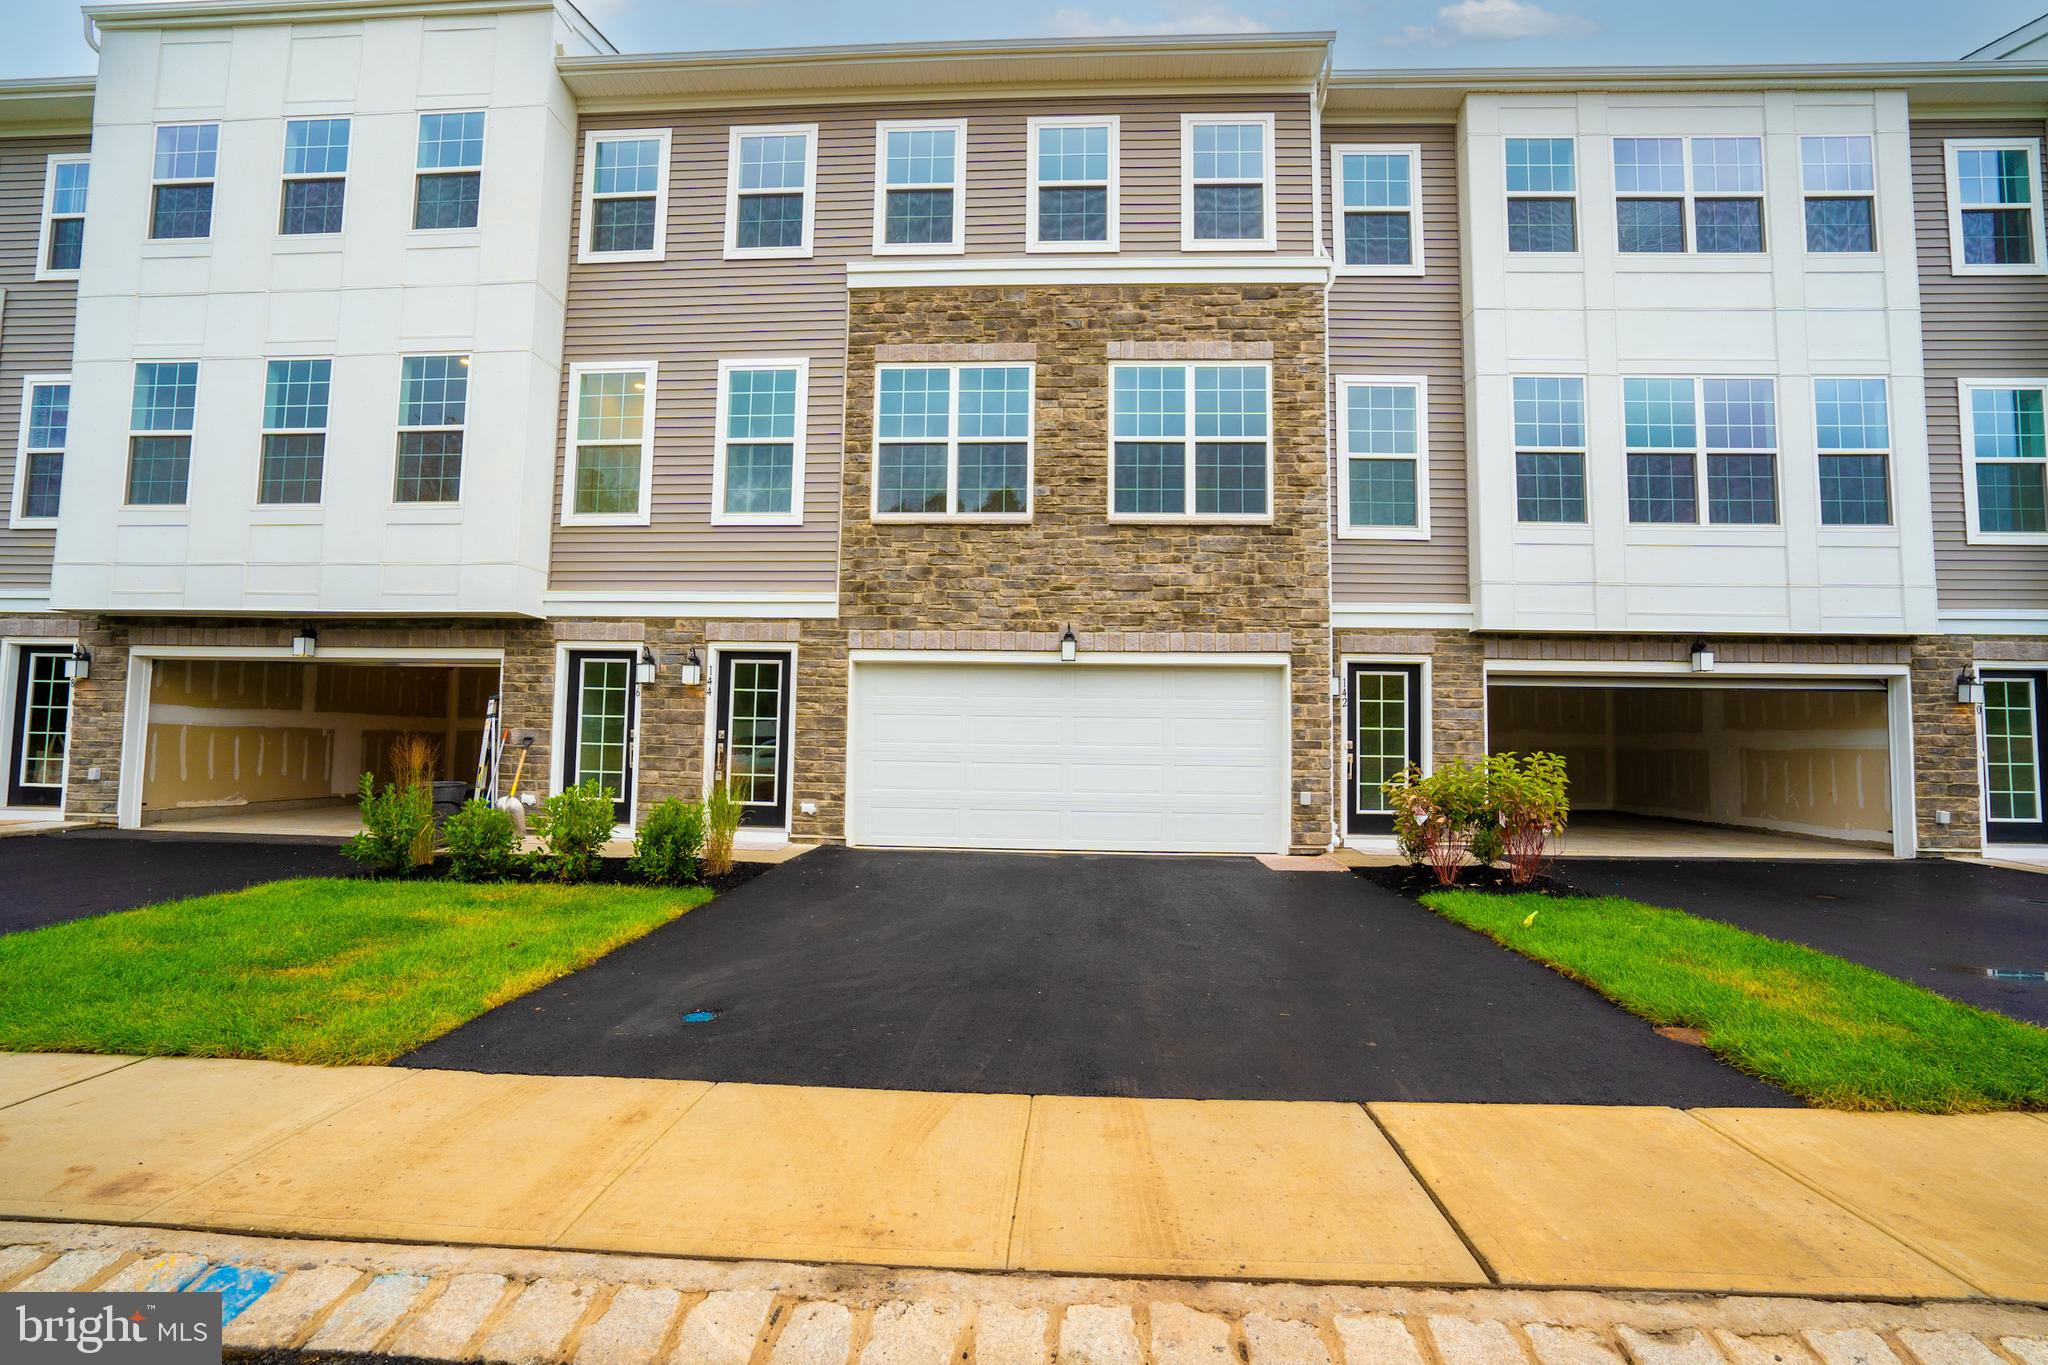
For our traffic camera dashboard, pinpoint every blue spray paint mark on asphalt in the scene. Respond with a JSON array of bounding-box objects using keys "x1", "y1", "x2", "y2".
[
  {"x1": 184, "y1": 1264, "x2": 278, "y2": 1322},
  {"x1": 682, "y1": 1009, "x2": 718, "y2": 1023}
]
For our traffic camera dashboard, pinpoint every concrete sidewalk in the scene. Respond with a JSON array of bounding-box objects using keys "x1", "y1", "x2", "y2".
[{"x1": 1, "y1": 1053, "x2": 2044, "y2": 1304}]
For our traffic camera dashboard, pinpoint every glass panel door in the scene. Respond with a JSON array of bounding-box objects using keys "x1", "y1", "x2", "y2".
[
  {"x1": 8, "y1": 646, "x2": 71, "y2": 808},
  {"x1": 1347, "y1": 663, "x2": 1422, "y2": 834},
  {"x1": 717, "y1": 652, "x2": 792, "y2": 828},
  {"x1": 1985, "y1": 673, "x2": 2048, "y2": 844},
  {"x1": 565, "y1": 651, "x2": 633, "y2": 822}
]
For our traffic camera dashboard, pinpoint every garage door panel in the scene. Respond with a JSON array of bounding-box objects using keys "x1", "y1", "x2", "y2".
[{"x1": 852, "y1": 661, "x2": 1287, "y2": 853}]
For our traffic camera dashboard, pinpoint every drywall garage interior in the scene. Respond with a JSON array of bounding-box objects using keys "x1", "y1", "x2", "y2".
[
  {"x1": 141, "y1": 660, "x2": 496, "y2": 819},
  {"x1": 1487, "y1": 682, "x2": 1893, "y2": 846}
]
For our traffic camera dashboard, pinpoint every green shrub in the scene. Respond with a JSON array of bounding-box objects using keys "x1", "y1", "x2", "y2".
[
  {"x1": 1382, "y1": 753, "x2": 1569, "y2": 887},
  {"x1": 445, "y1": 799, "x2": 518, "y2": 882},
  {"x1": 532, "y1": 779, "x2": 617, "y2": 883},
  {"x1": 1487, "y1": 750, "x2": 1571, "y2": 884},
  {"x1": 631, "y1": 797, "x2": 707, "y2": 886},
  {"x1": 341, "y1": 771, "x2": 434, "y2": 878},
  {"x1": 702, "y1": 777, "x2": 743, "y2": 879}
]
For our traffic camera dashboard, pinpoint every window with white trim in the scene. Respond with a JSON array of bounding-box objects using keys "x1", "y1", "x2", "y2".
[
  {"x1": 1618, "y1": 376, "x2": 1778, "y2": 524},
  {"x1": 1110, "y1": 363, "x2": 1271, "y2": 519},
  {"x1": 1815, "y1": 378, "x2": 1892, "y2": 526},
  {"x1": 1801, "y1": 136, "x2": 1875, "y2": 253},
  {"x1": 36, "y1": 154, "x2": 87, "y2": 278},
  {"x1": 875, "y1": 120, "x2": 965, "y2": 253},
  {"x1": 259, "y1": 358, "x2": 331, "y2": 505},
  {"x1": 1028, "y1": 117, "x2": 1117, "y2": 250},
  {"x1": 414, "y1": 111, "x2": 484, "y2": 231},
  {"x1": 1961, "y1": 381, "x2": 2048, "y2": 541},
  {"x1": 280, "y1": 118, "x2": 349, "y2": 235},
  {"x1": 581, "y1": 128, "x2": 670, "y2": 261},
  {"x1": 12, "y1": 376, "x2": 68, "y2": 525},
  {"x1": 725, "y1": 125, "x2": 814, "y2": 258},
  {"x1": 1505, "y1": 138, "x2": 1576, "y2": 253},
  {"x1": 1704, "y1": 378, "x2": 1778, "y2": 523},
  {"x1": 1338, "y1": 376, "x2": 1427, "y2": 536},
  {"x1": 1612, "y1": 136, "x2": 1764, "y2": 255},
  {"x1": 874, "y1": 365, "x2": 1033, "y2": 519},
  {"x1": 126, "y1": 361, "x2": 197, "y2": 506},
  {"x1": 714, "y1": 359, "x2": 807, "y2": 525},
  {"x1": 1183, "y1": 115, "x2": 1275, "y2": 249},
  {"x1": 565, "y1": 363, "x2": 655, "y2": 523},
  {"x1": 1333, "y1": 144, "x2": 1421, "y2": 274},
  {"x1": 1513, "y1": 377, "x2": 1586, "y2": 523},
  {"x1": 394, "y1": 355, "x2": 467, "y2": 503},
  {"x1": 1946, "y1": 139, "x2": 2045, "y2": 273},
  {"x1": 150, "y1": 124, "x2": 216, "y2": 240}
]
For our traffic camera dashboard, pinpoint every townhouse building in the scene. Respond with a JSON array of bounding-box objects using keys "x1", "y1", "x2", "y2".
[{"x1": 0, "y1": 0, "x2": 2042, "y2": 860}]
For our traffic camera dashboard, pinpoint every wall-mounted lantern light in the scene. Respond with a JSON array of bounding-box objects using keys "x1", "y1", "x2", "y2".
[
  {"x1": 678, "y1": 647, "x2": 704, "y2": 688},
  {"x1": 636, "y1": 645, "x2": 658, "y2": 687},
  {"x1": 63, "y1": 645, "x2": 91, "y2": 682},
  {"x1": 292, "y1": 626, "x2": 318, "y2": 658},
  {"x1": 1689, "y1": 639, "x2": 1715, "y2": 673},
  {"x1": 1957, "y1": 668, "x2": 1986, "y2": 706},
  {"x1": 1059, "y1": 626, "x2": 1078, "y2": 663}
]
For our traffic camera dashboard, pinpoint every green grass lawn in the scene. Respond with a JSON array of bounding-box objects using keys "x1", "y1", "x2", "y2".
[
  {"x1": 1424, "y1": 888, "x2": 2048, "y2": 1113},
  {"x1": 0, "y1": 879, "x2": 711, "y2": 1066}
]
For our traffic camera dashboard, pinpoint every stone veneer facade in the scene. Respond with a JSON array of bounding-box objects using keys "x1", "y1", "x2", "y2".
[{"x1": 839, "y1": 283, "x2": 1333, "y2": 851}]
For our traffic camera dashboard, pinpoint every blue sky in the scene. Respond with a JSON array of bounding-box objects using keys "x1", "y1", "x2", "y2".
[{"x1": 5, "y1": 0, "x2": 2045, "y2": 77}]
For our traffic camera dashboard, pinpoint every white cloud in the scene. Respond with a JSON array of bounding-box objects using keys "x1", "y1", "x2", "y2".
[
  {"x1": 1047, "y1": 0, "x2": 1270, "y2": 37},
  {"x1": 1386, "y1": 0, "x2": 1595, "y2": 45}
]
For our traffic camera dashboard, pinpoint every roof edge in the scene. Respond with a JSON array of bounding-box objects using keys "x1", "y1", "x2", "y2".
[
  {"x1": 1328, "y1": 58, "x2": 2048, "y2": 89},
  {"x1": 559, "y1": 30, "x2": 1337, "y2": 77},
  {"x1": 85, "y1": 0, "x2": 557, "y2": 29}
]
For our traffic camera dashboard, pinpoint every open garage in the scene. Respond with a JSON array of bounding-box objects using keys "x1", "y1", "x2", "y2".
[{"x1": 1487, "y1": 677, "x2": 1901, "y2": 855}]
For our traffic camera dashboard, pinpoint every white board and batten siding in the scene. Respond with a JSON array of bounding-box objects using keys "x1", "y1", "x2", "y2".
[{"x1": 848, "y1": 660, "x2": 1290, "y2": 854}]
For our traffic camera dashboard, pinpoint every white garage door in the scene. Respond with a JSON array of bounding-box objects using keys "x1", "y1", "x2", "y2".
[{"x1": 850, "y1": 661, "x2": 1289, "y2": 854}]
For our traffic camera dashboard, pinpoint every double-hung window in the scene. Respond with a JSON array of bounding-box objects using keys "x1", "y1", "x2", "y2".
[
  {"x1": 1333, "y1": 145, "x2": 1422, "y2": 274},
  {"x1": 1616, "y1": 376, "x2": 1777, "y2": 524},
  {"x1": 1801, "y1": 136, "x2": 1876, "y2": 253},
  {"x1": 1623, "y1": 378, "x2": 1699, "y2": 523},
  {"x1": 414, "y1": 112, "x2": 484, "y2": 231},
  {"x1": 1028, "y1": 117, "x2": 1117, "y2": 251},
  {"x1": 725, "y1": 125, "x2": 814, "y2": 258},
  {"x1": 564, "y1": 363, "x2": 655, "y2": 523},
  {"x1": 150, "y1": 124, "x2": 217, "y2": 240},
  {"x1": 1337, "y1": 376, "x2": 1427, "y2": 537},
  {"x1": 714, "y1": 359, "x2": 807, "y2": 525},
  {"x1": 1183, "y1": 115, "x2": 1275, "y2": 249},
  {"x1": 1612, "y1": 136, "x2": 1764, "y2": 254},
  {"x1": 36, "y1": 154, "x2": 87, "y2": 278},
  {"x1": 1505, "y1": 137, "x2": 1576, "y2": 253},
  {"x1": 1946, "y1": 139, "x2": 2046, "y2": 273},
  {"x1": 1703, "y1": 379, "x2": 1779, "y2": 523},
  {"x1": 126, "y1": 361, "x2": 197, "y2": 506},
  {"x1": 1961, "y1": 381, "x2": 2048, "y2": 541},
  {"x1": 12, "y1": 376, "x2": 69, "y2": 525},
  {"x1": 259, "y1": 359, "x2": 331, "y2": 504},
  {"x1": 581, "y1": 129, "x2": 670, "y2": 261},
  {"x1": 1513, "y1": 377, "x2": 1586, "y2": 522},
  {"x1": 1815, "y1": 379, "x2": 1892, "y2": 526},
  {"x1": 280, "y1": 118, "x2": 349, "y2": 235},
  {"x1": 394, "y1": 355, "x2": 467, "y2": 503},
  {"x1": 1110, "y1": 363, "x2": 1272, "y2": 519},
  {"x1": 875, "y1": 120, "x2": 965, "y2": 253},
  {"x1": 873, "y1": 365, "x2": 1032, "y2": 519}
]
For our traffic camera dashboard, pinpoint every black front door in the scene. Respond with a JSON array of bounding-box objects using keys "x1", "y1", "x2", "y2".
[
  {"x1": 8, "y1": 646, "x2": 72, "y2": 808},
  {"x1": 1984, "y1": 670, "x2": 2048, "y2": 845},
  {"x1": 716, "y1": 651, "x2": 792, "y2": 829},
  {"x1": 1346, "y1": 662, "x2": 1423, "y2": 835},
  {"x1": 563, "y1": 650, "x2": 635, "y2": 822}
]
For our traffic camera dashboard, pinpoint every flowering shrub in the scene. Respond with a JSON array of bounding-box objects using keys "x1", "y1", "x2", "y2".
[
  {"x1": 1382, "y1": 752, "x2": 1570, "y2": 887},
  {"x1": 1487, "y1": 751, "x2": 1571, "y2": 885}
]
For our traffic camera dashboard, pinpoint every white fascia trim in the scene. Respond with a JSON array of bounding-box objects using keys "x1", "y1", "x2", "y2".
[
  {"x1": 542, "y1": 590, "x2": 838, "y2": 619},
  {"x1": 1485, "y1": 657, "x2": 1908, "y2": 682},
  {"x1": 130, "y1": 644, "x2": 505, "y2": 662},
  {"x1": 848, "y1": 649, "x2": 1287, "y2": 666},
  {"x1": 0, "y1": 592, "x2": 54, "y2": 609},
  {"x1": 1941, "y1": 609, "x2": 2048, "y2": 635},
  {"x1": 847, "y1": 254, "x2": 1331, "y2": 288},
  {"x1": 1331, "y1": 602, "x2": 1474, "y2": 629}
]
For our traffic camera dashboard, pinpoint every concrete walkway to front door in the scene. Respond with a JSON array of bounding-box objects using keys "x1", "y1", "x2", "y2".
[{"x1": 2, "y1": 1052, "x2": 2044, "y2": 1303}]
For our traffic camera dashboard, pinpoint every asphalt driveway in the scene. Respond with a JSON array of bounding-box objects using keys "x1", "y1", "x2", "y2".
[
  {"x1": 402, "y1": 845, "x2": 1793, "y2": 1105},
  {"x1": 1562, "y1": 858, "x2": 2048, "y2": 1026},
  {"x1": 0, "y1": 828, "x2": 355, "y2": 933}
]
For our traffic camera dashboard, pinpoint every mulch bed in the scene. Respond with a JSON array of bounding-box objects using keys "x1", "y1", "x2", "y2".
[{"x1": 1356, "y1": 860, "x2": 1582, "y2": 901}]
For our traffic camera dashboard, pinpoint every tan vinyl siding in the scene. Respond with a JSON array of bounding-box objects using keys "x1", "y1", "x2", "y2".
[
  {"x1": 1326, "y1": 123, "x2": 1467, "y2": 606},
  {"x1": 550, "y1": 92, "x2": 1317, "y2": 596},
  {"x1": 1912, "y1": 116, "x2": 2048, "y2": 614},
  {"x1": 0, "y1": 134, "x2": 85, "y2": 598}
]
